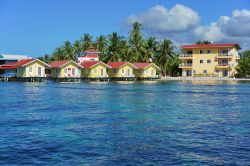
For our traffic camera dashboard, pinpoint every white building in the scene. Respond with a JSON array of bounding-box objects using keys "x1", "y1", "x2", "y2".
[
  {"x1": 0, "y1": 54, "x2": 32, "y2": 65},
  {"x1": 77, "y1": 48, "x2": 100, "y2": 64}
]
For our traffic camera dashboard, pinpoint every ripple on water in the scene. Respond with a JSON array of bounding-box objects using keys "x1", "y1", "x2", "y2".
[{"x1": 0, "y1": 81, "x2": 250, "y2": 165}]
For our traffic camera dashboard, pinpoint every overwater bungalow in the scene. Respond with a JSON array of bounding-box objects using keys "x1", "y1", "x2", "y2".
[
  {"x1": 49, "y1": 60, "x2": 82, "y2": 81},
  {"x1": 133, "y1": 63, "x2": 161, "y2": 80},
  {"x1": 107, "y1": 62, "x2": 137, "y2": 80},
  {"x1": 80, "y1": 61, "x2": 111, "y2": 81},
  {"x1": 0, "y1": 59, "x2": 50, "y2": 81}
]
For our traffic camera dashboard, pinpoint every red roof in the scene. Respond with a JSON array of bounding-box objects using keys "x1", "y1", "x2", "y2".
[
  {"x1": 80, "y1": 61, "x2": 99, "y2": 68},
  {"x1": 80, "y1": 54, "x2": 99, "y2": 58},
  {"x1": 132, "y1": 63, "x2": 152, "y2": 69},
  {"x1": 107, "y1": 62, "x2": 128, "y2": 69},
  {"x1": 80, "y1": 61, "x2": 111, "y2": 68},
  {"x1": 181, "y1": 43, "x2": 240, "y2": 49},
  {"x1": 0, "y1": 59, "x2": 34, "y2": 70},
  {"x1": 49, "y1": 60, "x2": 71, "y2": 68},
  {"x1": 107, "y1": 62, "x2": 137, "y2": 69}
]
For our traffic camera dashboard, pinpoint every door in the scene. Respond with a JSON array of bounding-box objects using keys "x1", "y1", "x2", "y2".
[
  {"x1": 186, "y1": 70, "x2": 192, "y2": 76},
  {"x1": 38, "y1": 67, "x2": 42, "y2": 77},
  {"x1": 222, "y1": 70, "x2": 228, "y2": 77},
  {"x1": 151, "y1": 69, "x2": 154, "y2": 77}
]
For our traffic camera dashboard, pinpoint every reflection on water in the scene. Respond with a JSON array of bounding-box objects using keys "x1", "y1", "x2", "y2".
[{"x1": 0, "y1": 81, "x2": 250, "y2": 165}]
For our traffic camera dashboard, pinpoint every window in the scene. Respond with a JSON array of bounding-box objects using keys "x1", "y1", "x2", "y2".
[
  {"x1": 78, "y1": 69, "x2": 81, "y2": 76},
  {"x1": 122, "y1": 69, "x2": 124, "y2": 73},
  {"x1": 200, "y1": 60, "x2": 203, "y2": 64},
  {"x1": 113, "y1": 69, "x2": 116, "y2": 73},
  {"x1": 187, "y1": 50, "x2": 193, "y2": 54},
  {"x1": 207, "y1": 60, "x2": 211, "y2": 63},
  {"x1": 204, "y1": 70, "x2": 207, "y2": 74},
  {"x1": 94, "y1": 69, "x2": 97, "y2": 74},
  {"x1": 200, "y1": 50, "x2": 204, "y2": 54},
  {"x1": 72, "y1": 68, "x2": 75, "y2": 76},
  {"x1": 29, "y1": 67, "x2": 32, "y2": 72},
  {"x1": 101, "y1": 69, "x2": 104, "y2": 77},
  {"x1": 207, "y1": 50, "x2": 212, "y2": 54},
  {"x1": 64, "y1": 68, "x2": 67, "y2": 74},
  {"x1": 216, "y1": 70, "x2": 219, "y2": 73},
  {"x1": 138, "y1": 69, "x2": 141, "y2": 74},
  {"x1": 193, "y1": 70, "x2": 196, "y2": 74},
  {"x1": 221, "y1": 50, "x2": 228, "y2": 54},
  {"x1": 127, "y1": 69, "x2": 130, "y2": 76},
  {"x1": 38, "y1": 67, "x2": 41, "y2": 76}
]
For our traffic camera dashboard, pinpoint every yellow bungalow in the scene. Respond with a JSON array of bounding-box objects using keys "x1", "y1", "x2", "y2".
[
  {"x1": 133, "y1": 63, "x2": 161, "y2": 78},
  {"x1": 0, "y1": 59, "x2": 50, "y2": 79},
  {"x1": 49, "y1": 60, "x2": 82, "y2": 79},
  {"x1": 80, "y1": 61, "x2": 111, "y2": 78},
  {"x1": 107, "y1": 62, "x2": 137, "y2": 78},
  {"x1": 1, "y1": 59, "x2": 50, "y2": 78}
]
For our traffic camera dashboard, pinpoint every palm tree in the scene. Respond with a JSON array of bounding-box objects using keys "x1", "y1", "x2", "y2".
[
  {"x1": 63, "y1": 41, "x2": 74, "y2": 60},
  {"x1": 94, "y1": 35, "x2": 107, "y2": 52},
  {"x1": 155, "y1": 39, "x2": 175, "y2": 76},
  {"x1": 129, "y1": 22, "x2": 144, "y2": 62},
  {"x1": 94, "y1": 35, "x2": 108, "y2": 61},
  {"x1": 73, "y1": 40, "x2": 82, "y2": 58},
  {"x1": 120, "y1": 40, "x2": 131, "y2": 62},
  {"x1": 105, "y1": 32, "x2": 123, "y2": 62},
  {"x1": 80, "y1": 33, "x2": 93, "y2": 51},
  {"x1": 142, "y1": 37, "x2": 158, "y2": 62},
  {"x1": 165, "y1": 55, "x2": 181, "y2": 76},
  {"x1": 51, "y1": 47, "x2": 65, "y2": 61}
]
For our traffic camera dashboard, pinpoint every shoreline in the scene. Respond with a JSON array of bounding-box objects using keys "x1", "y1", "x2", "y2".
[{"x1": 159, "y1": 77, "x2": 250, "y2": 81}]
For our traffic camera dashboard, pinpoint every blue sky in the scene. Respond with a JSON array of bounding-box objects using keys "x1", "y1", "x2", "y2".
[{"x1": 0, "y1": 0, "x2": 250, "y2": 57}]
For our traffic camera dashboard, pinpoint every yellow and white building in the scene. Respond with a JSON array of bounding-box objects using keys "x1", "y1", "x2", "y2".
[
  {"x1": 107, "y1": 62, "x2": 137, "y2": 78},
  {"x1": 80, "y1": 61, "x2": 111, "y2": 78},
  {"x1": 133, "y1": 63, "x2": 160, "y2": 78},
  {"x1": 179, "y1": 43, "x2": 241, "y2": 77},
  {"x1": 49, "y1": 60, "x2": 82, "y2": 78}
]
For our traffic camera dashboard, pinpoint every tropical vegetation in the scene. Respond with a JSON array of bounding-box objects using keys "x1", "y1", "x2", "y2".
[
  {"x1": 38, "y1": 22, "x2": 181, "y2": 76},
  {"x1": 236, "y1": 50, "x2": 250, "y2": 78}
]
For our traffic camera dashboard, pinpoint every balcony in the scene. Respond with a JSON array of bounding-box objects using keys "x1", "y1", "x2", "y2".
[
  {"x1": 179, "y1": 54, "x2": 193, "y2": 59},
  {"x1": 216, "y1": 53, "x2": 233, "y2": 59},
  {"x1": 216, "y1": 63, "x2": 230, "y2": 69},
  {"x1": 179, "y1": 63, "x2": 193, "y2": 69}
]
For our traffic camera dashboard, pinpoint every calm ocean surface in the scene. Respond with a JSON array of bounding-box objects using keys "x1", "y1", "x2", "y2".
[{"x1": 0, "y1": 81, "x2": 250, "y2": 165}]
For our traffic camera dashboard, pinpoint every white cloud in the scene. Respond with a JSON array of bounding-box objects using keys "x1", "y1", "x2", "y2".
[
  {"x1": 124, "y1": 5, "x2": 250, "y2": 49},
  {"x1": 125, "y1": 4, "x2": 200, "y2": 35},
  {"x1": 193, "y1": 9, "x2": 250, "y2": 49}
]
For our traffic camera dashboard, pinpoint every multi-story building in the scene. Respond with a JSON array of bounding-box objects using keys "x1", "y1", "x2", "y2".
[{"x1": 179, "y1": 43, "x2": 241, "y2": 77}]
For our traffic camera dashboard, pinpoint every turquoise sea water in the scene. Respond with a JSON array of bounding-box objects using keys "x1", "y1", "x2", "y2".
[{"x1": 0, "y1": 81, "x2": 250, "y2": 165}]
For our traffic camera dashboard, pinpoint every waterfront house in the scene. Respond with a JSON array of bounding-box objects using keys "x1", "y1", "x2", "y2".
[
  {"x1": 107, "y1": 62, "x2": 137, "y2": 78},
  {"x1": 49, "y1": 60, "x2": 82, "y2": 79},
  {"x1": 133, "y1": 63, "x2": 161, "y2": 79},
  {"x1": 77, "y1": 47, "x2": 100, "y2": 64},
  {"x1": 179, "y1": 43, "x2": 241, "y2": 77},
  {"x1": 0, "y1": 59, "x2": 50, "y2": 80},
  {"x1": 0, "y1": 54, "x2": 32, "y2": 76},
  {"x1": 80, "y1": 61, "x2": 111, "y2": 79}
]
